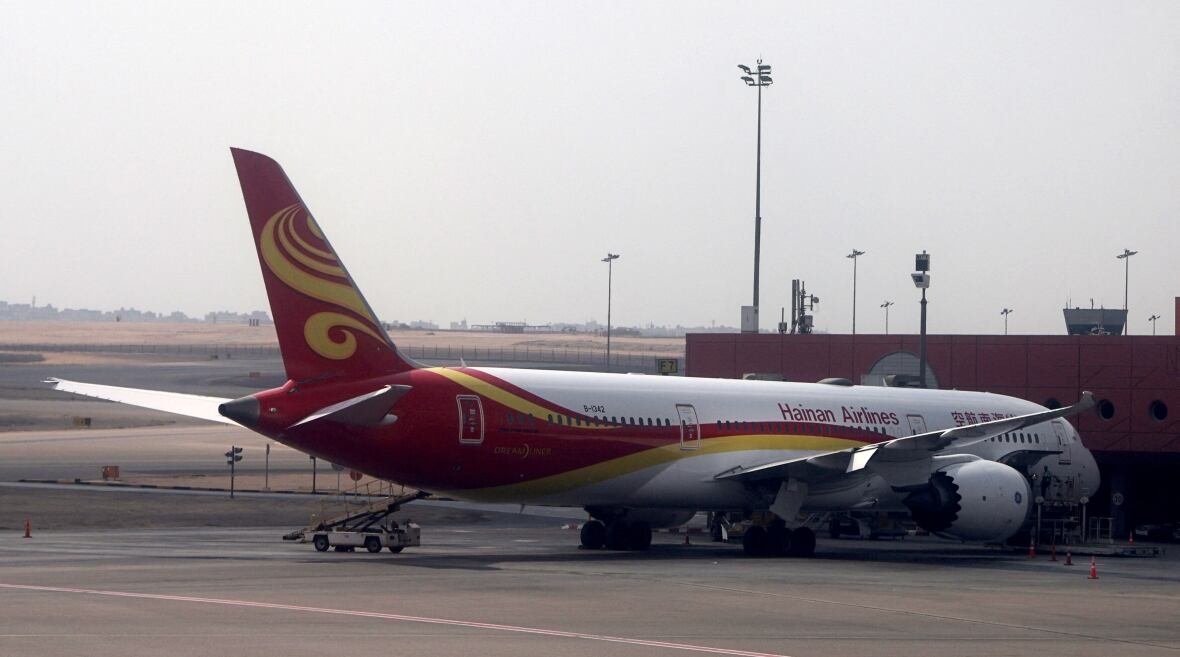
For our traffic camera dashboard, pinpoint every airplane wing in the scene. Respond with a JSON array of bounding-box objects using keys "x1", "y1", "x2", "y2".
[
  {"x1": 46, "y1": 378, "x2": 238, "y2": 426},
  {"x1": 716, "y1": 391, "x2": 1096, "y2": 483}
]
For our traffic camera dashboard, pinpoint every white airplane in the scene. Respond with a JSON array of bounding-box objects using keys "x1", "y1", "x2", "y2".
[{"x1": 49, "y1": 148, "x2": 1101, "y2": 556}]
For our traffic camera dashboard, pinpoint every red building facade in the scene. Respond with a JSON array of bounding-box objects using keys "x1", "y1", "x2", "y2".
[{"x1": 685, "y1": 299, "x2": 1180, "y2": 529}]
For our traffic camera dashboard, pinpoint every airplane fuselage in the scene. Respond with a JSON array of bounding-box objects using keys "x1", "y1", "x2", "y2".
[{"x1": 251, "y1": 366, "x2": 1099, "y2": 515}]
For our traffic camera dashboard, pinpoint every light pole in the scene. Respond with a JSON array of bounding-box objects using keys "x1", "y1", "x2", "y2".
[
  {"x1": 880, "y1": 301, "x2": 893, "y2": 334},
  {"x1": 1117, "y1": 248, "x2": 1137, "y2": 333},
  {"x1": 738, "y1": 59, "x2": 772, "y2": 329},
  {"x1": 1149, "y1": 314, "x2": 1160, "y2": 336},
  {"x1": 1001, "y1": 308, "x2": 1013, "y2": 335},
  {"x1": 912, "y1": 252, "x2": 931, "y2": 388},
  {"x1": 847, "y1": 249, "x2": 865, "y2": 334},
  {"x1": 602, "y1": 253, "x2": 620, "y2": 370}
]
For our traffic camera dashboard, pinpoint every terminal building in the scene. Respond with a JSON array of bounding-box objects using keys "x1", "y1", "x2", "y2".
[{"x1": 686, "y1": 297, "x2": 1180, "y2": 538}]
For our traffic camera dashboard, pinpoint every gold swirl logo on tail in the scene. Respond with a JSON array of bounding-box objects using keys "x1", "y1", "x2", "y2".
[{"x1": 260, "y1": 204, "x2": 383, "y2": 360}]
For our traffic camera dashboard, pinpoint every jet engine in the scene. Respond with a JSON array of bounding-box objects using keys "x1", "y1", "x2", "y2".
[{"x1": 901, "y1": 460, "x2": 1030, "y2": 542}]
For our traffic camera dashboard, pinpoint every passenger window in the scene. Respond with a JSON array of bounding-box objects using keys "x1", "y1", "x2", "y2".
[{"x1": 547, "y1": 414, "x2": 553, "y2": 424}]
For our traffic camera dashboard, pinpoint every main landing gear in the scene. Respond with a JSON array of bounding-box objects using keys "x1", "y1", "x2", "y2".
[
  {"x1": 579, "y1": 519, "x2": 652, "y2": 551},
  {"x1": 742, "y1": 519, "x2": 816, "y2": 558}
]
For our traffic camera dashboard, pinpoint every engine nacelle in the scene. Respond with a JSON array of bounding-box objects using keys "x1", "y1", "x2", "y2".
[{"x1": 902, "y1": 460, "x2": 1030, "y2": 542}]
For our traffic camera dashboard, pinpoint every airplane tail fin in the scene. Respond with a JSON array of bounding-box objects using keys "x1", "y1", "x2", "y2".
[{"x1": 230, "y1": 148, "x2": 416, "y2": 382}]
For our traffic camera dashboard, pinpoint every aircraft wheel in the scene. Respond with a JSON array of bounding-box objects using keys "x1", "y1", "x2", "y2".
[
  {"x1": 580, "y1": 520, "x2": 606, "y2": 549},
  {"x1": 388, "y1": 546, "x2": 404, "y2": 553},
  {"x1": 789, "y1": 527, "x2": 816, "y2": 557},
  {"x1": 767, "y1": 522, "x2": 792, "y2": 557},
  {"x1": 364, "y1": 536, "x2": 382, "y2": 553},
  {"x1": 604, "y1": 522, "x2": 630, "y2": 550},
  {"x1": 742, "y1": 525, "x2": 769, "y2": 556},
  {"x1": 628, "y1": 522, "x2": 652, "y2": 551},
  {"x1": 313, "y1": 535, "x2": 330, "y2": 552}
]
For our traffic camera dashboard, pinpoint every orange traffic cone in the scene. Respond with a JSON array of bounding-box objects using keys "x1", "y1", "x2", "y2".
[
  {"x1": 1050, "y1": 543, "x2": 1057, "y2": 562},
  {"x1": 23, "y1": 519, "x2": 30, "y2": 539},
  {"x1": 1028, "y1": 539, "x2": 1036, "y2": 559},
  {"x1": 1064, "y1": 551, "x2": 1073, "y2": 566},
  {"x1": 1129, "y1": 532, "x2": 1135, "y2": 545},
  {"x1": 1088, "y1": 556, "x2": 1098, "y2": 579}
]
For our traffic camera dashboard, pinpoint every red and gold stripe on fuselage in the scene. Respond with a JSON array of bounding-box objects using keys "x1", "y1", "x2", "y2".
[{"x1": 398, "y1": 367, "x2": 880, "y2": 503}]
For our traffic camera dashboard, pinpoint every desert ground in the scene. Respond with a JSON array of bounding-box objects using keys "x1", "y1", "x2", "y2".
[{"x1": 0, "y1": 319, "x2": 684, "y2": 355}]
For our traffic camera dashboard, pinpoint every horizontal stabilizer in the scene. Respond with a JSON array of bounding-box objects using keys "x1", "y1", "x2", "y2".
[
  {"x1": 289, "y1": 385, "x2": 411, "y2": 428},
  {"x1": 46, "y1": 378, "x2": 237, "y2": 426}
]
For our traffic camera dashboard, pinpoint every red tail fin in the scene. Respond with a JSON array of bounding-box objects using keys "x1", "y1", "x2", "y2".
[{"x1": 231, "y1": 148, "x2": 415, "y2": 382}]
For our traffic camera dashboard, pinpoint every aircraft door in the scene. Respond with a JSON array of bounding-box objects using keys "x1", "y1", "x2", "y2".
[
  {"x1": 457, "y1": 395, "x2": 485, "y2": 444},
  {"x1": 676, "y1": 404, "x2": 700, "y2": 450},
  {"x1": 906, "y1": 414, "x2": 927, "y2": 436},
  {"x1": 1053, "y1": 420, "x2": 1071, "y2": 465}
]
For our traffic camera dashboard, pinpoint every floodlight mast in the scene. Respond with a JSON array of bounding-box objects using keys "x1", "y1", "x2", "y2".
[
  {"x1": 847, "y1": 249, "x2": 865, "y2": 334},
  {"x1": 738, "y1": 59, "x2": 772, "y2": 331},
  {"x1": 913, "y1": 252, "x2": 930, "y2": 388},
  {"x1": 602, "y1": 253, "x2": 620, "y2": 370},
  {"x1": 1116, "y1": 248, "x2": 1137, "y2": 333}
]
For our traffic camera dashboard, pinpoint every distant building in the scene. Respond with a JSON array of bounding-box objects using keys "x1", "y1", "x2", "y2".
[{"x1": 1063, "y1": 306, "x2": 1127, "y2": 336}]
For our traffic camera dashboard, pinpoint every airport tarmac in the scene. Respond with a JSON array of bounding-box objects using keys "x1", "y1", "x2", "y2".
[
  {"x1": 3, "y1": 354, "x2": 1179, "y2": 656},
  {"x1": 2, "y1": 496, "x2": 1178, "y2": 657}
]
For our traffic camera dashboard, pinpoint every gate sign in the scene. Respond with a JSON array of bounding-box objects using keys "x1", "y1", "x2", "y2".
[{"x1": 657, "y1": 358, "x2": 679, "y2": 375}]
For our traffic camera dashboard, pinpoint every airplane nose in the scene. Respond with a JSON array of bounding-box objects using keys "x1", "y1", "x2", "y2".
[{"x1": 1085, "y1": 447, "x2": 1101, "y2": 494}]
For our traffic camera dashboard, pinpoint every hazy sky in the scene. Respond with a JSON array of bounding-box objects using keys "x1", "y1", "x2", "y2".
[{"x1": 2, "y1": 2, "x2": 1177, "y2": 336}]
